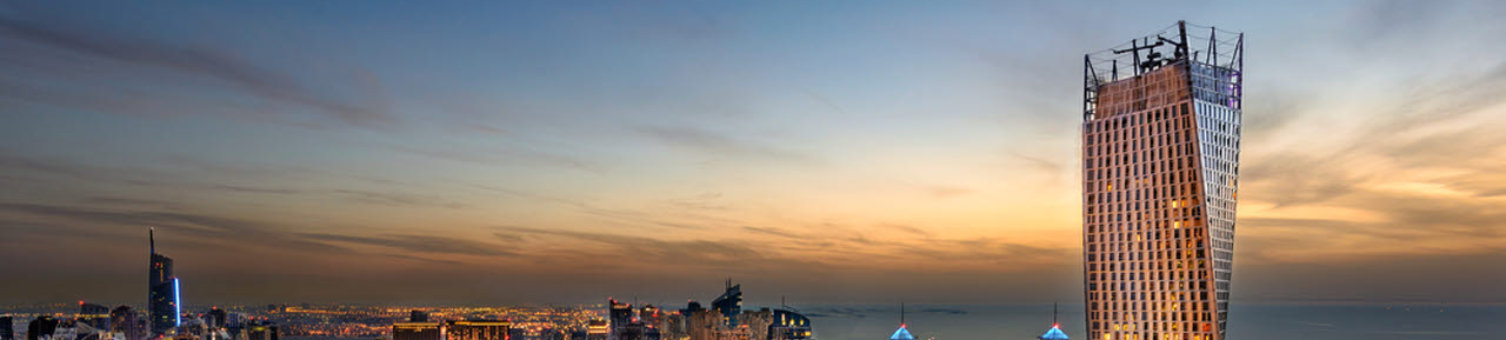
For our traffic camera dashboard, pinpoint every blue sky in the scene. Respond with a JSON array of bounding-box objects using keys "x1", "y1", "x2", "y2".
[{"x1": 2, "y1": 1, "x2": 1504, "y2": 305}]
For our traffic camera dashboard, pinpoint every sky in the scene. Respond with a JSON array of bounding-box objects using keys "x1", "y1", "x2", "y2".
[{"x1": 1, "y1": 0, "x2": 1504, "y2": 307}]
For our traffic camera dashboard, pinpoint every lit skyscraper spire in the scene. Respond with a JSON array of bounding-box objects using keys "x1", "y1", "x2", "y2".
[
  {"x1": 1081, "y1": 21, "x2": 1243, "y2": 340},
  {"x1": 888, "y1": 303, "x2": 912, "y2": 340},
  {"x1": 1037, "y1": 303, "x2": 1069, "y2": 340},
  {"x1": 148, "y1": 228, "x2": 181, "y2": 337}
]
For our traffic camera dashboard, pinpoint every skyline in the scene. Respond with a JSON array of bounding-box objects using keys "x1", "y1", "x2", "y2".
[{"x1": 3, "y1": 1, "x2": 1505, "y2": 307}]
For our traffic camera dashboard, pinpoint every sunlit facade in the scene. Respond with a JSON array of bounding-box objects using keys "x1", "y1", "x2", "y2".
[{"x1": 1081, "y1": 22, "x2": 1243, "y2": 340}]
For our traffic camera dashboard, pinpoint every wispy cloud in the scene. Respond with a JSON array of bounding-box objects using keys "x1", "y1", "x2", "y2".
[
  {"x1": 635, "y1": 126, "x2": 818, "y2": 165},
  {"x1": 301, "y1": 232, "x2": 516, "y2": 258},
  {"x1": 0, "y1": 17, "x2": 393, "y2": 128}
]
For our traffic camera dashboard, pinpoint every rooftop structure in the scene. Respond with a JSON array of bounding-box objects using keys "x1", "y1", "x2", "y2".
[{"x1": 1081, "y1": 21, "x2": 1244, "y2": 340}]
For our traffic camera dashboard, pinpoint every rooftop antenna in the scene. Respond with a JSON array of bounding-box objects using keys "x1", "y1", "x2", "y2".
[
  {"x1": 900, "y1": 301, "x2": 906, "y2": 327},
  {"x1": 1052, "y1": 302, "x2": 1059, "y2": 328},
  {"x1": 149, "y1": 227, "x2": 156, "y2": 254}
]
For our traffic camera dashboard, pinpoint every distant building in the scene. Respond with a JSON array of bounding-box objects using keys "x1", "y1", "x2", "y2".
[
  {"x1": 410, "y1": 311, "x2": 429, "y2": 323},
  {"x1": 27, "y1": 316, "x2": 58, "y2": 340},
  {"x1": 887, "y1": 305, "x2": 912, "y2": 340},
  {"x1": 709, "y1": 282, "x2": 740, "y2": 328},
  {"x1": 1035, "y1": 304, "x2": 1068, "y2": 340},
  {"x1": 205, "y1": 308, "x2": 227, "y2": 330},
  {"x1": 79, "y1": 302, "x2": 111, "y2": 330},
  {"x1": 1, "y1": 316, "x2": 14, "y2": 340},
  {"x1": 110, "y1": 306, "x2": 143, "y2": 340},
  {"x1": 607, "y1": 300, "x2": 660, "y2": 340},
  {"x1": 607, "y1": 299, "x2": 632, "y2": 340},
  {"x1": 446, "y1": 320, "x2": 509, "y2": 340},
  {"x1": 243, "y1": 321, "x2": 279, "y2": 340},
  {"x1": 149, "y1": 229, "x2": 182, "y2": 337},
  {"x1": 766, "y1": 309, "x2": 809, "y2": 340},
  {"x1": 585, "y1": 320, "x2": 608, "y2": 340},
  {"x1": 393, "y1": 322, "x2": 445, "y2": 340}
]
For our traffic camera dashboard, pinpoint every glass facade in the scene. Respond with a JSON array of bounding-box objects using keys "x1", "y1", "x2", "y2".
[{"x1": 1081, "y1": 23, "x2": 1242, "y2": 340}]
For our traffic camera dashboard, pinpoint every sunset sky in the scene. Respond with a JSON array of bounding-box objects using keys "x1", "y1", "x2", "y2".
[{"x1": 1, "y1": 1, "x2": 1503, "y2": 307}]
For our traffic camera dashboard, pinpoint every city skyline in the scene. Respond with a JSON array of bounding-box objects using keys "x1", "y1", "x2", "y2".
[{"x1": 3, "y1": 0, "x2": 1505, "y2": 308}]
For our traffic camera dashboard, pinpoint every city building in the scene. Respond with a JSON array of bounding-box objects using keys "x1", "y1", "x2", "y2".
[
  {"x1": 446, "y1": 320, "x2": 509, "y2": 340},
  {"x1": 393, "y1": 322, "x2": 445, "y2": 340},
  {"x1": 206, "y1": 308, "x2": 227, "y2": 330},
  {"x1": 110, "y1": 306, "x2": 146, "y2": 340},
  {"x1": 709, "y1": 281, "x2": 740, "y2": 328},
  {"x1": 1, "y1": 316, "x2": 14, "y2": 340},
  {"x1": 80, "y1": 302, "x2": 111, "y2": 330},
  {"x1": 242, "y1": 321, "x2": 279, "y2": 340},
  {"x1": 149, "y1": 228, "x2": 183, "y2": 337},
  {"x1": 1081, "y1": 21, "x2": 1243, "y2": 340},
  {"x1": 26, "y1": 316, "x2": 57, "y2": 340},
  {"x1": 887, "y1": 305, "x2": 911, "y2": 340},
  {"x1": 585, "y1": 320, "x2": 608, "y2": 340},
  {"x1": 765, "y1": 309, "x2": 810, "y2": 340},
  {"x1": 606, "y1": 299, "x2": 660, "y2": 340},
  {"x1": 1036, "y1": 304, "x2": 1069, "y2": 340}
]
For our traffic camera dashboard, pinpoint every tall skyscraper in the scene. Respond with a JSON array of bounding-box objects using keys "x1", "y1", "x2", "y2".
[
  {"x1": 149, "y1": 228, "x2": 182, "y2": 336},
  {"x1": 1081, "y1": 21, "x2": 1243, "y2": 340},
  {"x1": 709, "y1": 280, "x2": 741, "y2": 328}
]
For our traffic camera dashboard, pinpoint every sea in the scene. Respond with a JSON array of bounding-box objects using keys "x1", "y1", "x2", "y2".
[{"x1": 800, "y1": 304, "x2": 1506, "y2": 340}]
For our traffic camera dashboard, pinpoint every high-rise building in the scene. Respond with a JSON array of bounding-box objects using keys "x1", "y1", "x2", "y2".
[
  {"x1": 393, "y1": 322, "x2": 445, "y2": 340},
  {"x1": 206, "y1": 308, "x2": 227, "y2": 330},
  {"x1": 767, "y1": 309, "x2": 810, "y2": 340},
  {"x1": 1035, "y1": 304, "x2": 1069, "y2": 340},
  {"x1": 709, "y1": 281, "x2": 740, "y2": 328},
  {"x1": 607, "y1": 299, "x2": 632, "y2": 340},
  {"x1": 110, "y1": 306, "x2": 145, "y2": 340},
  {"x1": 886, "y1": 304, "x2": 911, "y2": 340},
  {"x1": 243, "y1": 321, "x2": 279, "y2": 340},
  {"x1": 79, "y1": 301, "x2": 111, "y2": 330},
  {"x1": 26, "y1": 316, "x2": 57, "y2": 340},
  {"x1": 1, "y1": 316, "x2": 14, "y2": 340},
  {"x1": 606, "y1": 300, "x2": 660, "y2": 340},
  {"x1": 149, "y1": 228, "x2": 182, "y2": 337},
  {"x1": 446, "y1": 320, "x2": 509, "y2": 340},
  {"x1": 1081, "y1": 21, "x2": 1243, "y2": 340},
  {"x1": 585, "y1": 320, "x2": 608, "y2": 340}
]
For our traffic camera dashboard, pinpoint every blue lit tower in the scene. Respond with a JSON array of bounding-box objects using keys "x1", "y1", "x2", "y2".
[
  {"x1": 1036, "y1": 303, "x2": 1068, "y2": 340},
  {"x1": 888, "y1": 303, "x2": 912, "y2": 340},
  {"x1": 1082, "y1": 21, "x2": 1243, "y2": 340},
  {"x1": 148, "y1": 228, "x2": 182, "y2": 337}
]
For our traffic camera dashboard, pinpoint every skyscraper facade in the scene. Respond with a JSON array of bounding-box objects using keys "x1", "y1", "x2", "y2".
[
  {"x1": 110, "y1": 306, "x2": 146, "y2": 340},
  {"x1": 79, "y1": 302, "x2": 110, "y2": 330},
  {"x1": 149, "y1": 229, "x2": 182, "y2": 336},
  {"x1": 1081, "y1": 22, "x2": 1243, "y2": 340},
  {"x1": 446, "y1": 320, "x2": 510, "y2": 340},
  {"x1": 709, "y1": 281, "x2": 740, "y2": 328}
]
